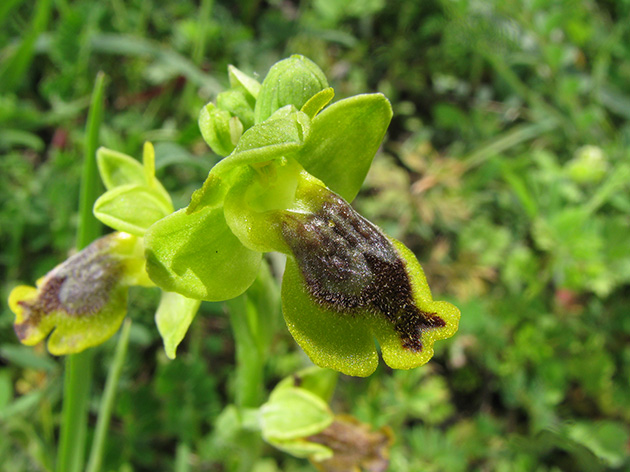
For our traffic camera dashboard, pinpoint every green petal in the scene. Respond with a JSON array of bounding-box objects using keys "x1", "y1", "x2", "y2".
[
  {"x1": 94, "y1": 184, "x2": 174, "y2": 236},
  {"x1": 260, "y1": 385, "x2": 334, "y2": 461},
  {"x1": 9, "y1": 232, "x2": 146, "y2": 355},
  {"x1": 144, "y1": 206, "x2": 262, "y2": 301},
  {"x1": 300, "y1": 87, "x2": 334, "y2": 119},
  {"x1": 282, "y1": 258, "x2": 379, "y2": 377},
  {"x1": 155, "y1": 291, "x2": 202, "y2": 359},
  {"x1": 261, "y1": 386, "x2": 333, "y2": 440},
  {"x1": 217, "y1": 89, "x2": 255, "y2": 130},
  {"x1": 296, "y1": 93, "x2": 392, "y2": 202}
]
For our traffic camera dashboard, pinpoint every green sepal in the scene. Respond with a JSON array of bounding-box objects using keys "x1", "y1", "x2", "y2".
[
  {"x1": 97, "y1": 147, "x2": 146, "y2": 190},
  {"x1": 228, "y1": 64, "x2": 261, "y2": 103},
  {"x1": 217, "y1": 89, "x2": 255, "y2": 131},
  {"x1": 144, "y1": 206, "x2": 262, "y2": 301},
  {"x1": 301, "y1": 87, "x2": 334, "y2": 119},
  {"x1": 254, "y1": 54, "x2": 328, "y2": 124},
  {"x1": 296, "y1": 93, "x2": 393, "y2": 202},
  {"x1": 199, "y1": 102, "x2": 239, "y2": 156},
  {"x1": 188, "y1": 110, "x2": 310, "y2": 214},
  {"x1": 260, "y1": 386, "x2": 334, "y2": 461},
  {"x1": 94, "y1": 184, "x2": 174, "y2": 236},
  {"x1": 155, "y1": 291, "x2": 202, "y2": 359}
]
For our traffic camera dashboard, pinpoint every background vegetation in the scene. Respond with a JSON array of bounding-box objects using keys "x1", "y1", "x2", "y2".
[{"x1": 1, "y1": 0, "x2": 629, "y2": 470}]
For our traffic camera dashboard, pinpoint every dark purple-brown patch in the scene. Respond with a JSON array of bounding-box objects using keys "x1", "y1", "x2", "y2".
[
  {"x1": 13, "y1": 235, "x2": 124, "y2": 340},
  {"x1": 281, "y1": 192, "x2": 445, "y2": 352}
]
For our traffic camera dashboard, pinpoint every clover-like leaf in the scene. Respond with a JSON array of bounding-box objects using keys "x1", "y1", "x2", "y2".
[
  {"x1": 94, "y1": 184, "x2": 174, "y2": 236},
  {"x1": 9, "y1": 232, "x2": 150, "y2": 355},
  {"x1": 155, "y1": 290, "x2": 202, "y2": 359},
  {"x1": 296, "y1": 93, "x2": 393, "y2": 202},
  {"x1": 144, "y1": 206, "x2": 262, "y2": 301}
]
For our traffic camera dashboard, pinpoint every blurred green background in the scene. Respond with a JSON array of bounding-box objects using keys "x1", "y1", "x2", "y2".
[{"x1": 1, "y1": 0, "x2": 630, "y2": 470}]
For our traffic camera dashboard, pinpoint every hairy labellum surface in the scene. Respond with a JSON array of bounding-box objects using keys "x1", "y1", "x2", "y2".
[
  {"x1": 14, "y1": 234, "x2": 125, "y2": 341},
  {"x1": 281, "y1": 192, "x2": 445, "y2": 352}
]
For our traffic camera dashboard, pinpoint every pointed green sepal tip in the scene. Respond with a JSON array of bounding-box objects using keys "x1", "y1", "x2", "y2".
[
  {"x1": 227, "y1": 64, "x2": 261, "y2": 102},
  {"x1": 9, "y1": 232, "x2": 151, "y2": 355},
  {"x1": 144, "y1": 206, "x2": 262, "y2": 301},
  {"x1": 254, "y1": 54, "x2": 328, "y2": 124},
  {"x1": 95, "y1": 143, "x2": 174, "y2": 235},
  {"x1": 279, "y1": 187, "x2": 460, "y2": 376}
]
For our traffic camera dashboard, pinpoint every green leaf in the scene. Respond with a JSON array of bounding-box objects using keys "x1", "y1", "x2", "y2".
[
  {"x1": 296, "y1": 93, "x2": 392, "y2": 202},
  {"x1": 566, "y1": 421, "x2": 630, "y2": 468},
  {"x1": 94, "y1": 184, "x2": 174, "y2": 236},
  {"x1": 155, "y1": 291, "x2": 202, "y2": 359},
  {"x1": 97, "y1": 147, "x2": 146, "y2": 190},
  {"x1": 144, "y1": 206, "x2": 262, "y2": 301},
  {"x1": 254, "y1": 54, "x2": 328, "y2": 124}
]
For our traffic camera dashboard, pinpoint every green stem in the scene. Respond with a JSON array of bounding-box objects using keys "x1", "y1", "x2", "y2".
[
  {"x1": 174, "y1": 442, "x2": 192, "y2": 472},
  {"x1": 56, "y1": 72, "x2": 106, "y2": 472},
  {"x1": 77, "y1": 71, "x2": 106, "y2": 248},
  {"x1": 226, "y1": 294, "x2": 264, "y2": 408},
  {"x1": 85, "y1": 319, "x2": 133, "y2": 472}
]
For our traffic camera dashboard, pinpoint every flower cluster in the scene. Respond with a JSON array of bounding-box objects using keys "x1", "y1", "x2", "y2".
[{"x1": 9, "y1": 55, "x2": 460, "y2": 376}]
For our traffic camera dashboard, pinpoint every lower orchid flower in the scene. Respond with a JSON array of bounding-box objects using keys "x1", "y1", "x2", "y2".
[{"x1": 9, "y1": 231, "x2": 151, "y2": 355}]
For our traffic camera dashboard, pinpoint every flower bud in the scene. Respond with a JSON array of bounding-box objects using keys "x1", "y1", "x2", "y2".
[
  {"x1": 254, "y1": 54, "x2": 328, "y2": 124},
  {"x1": 199, "y1": 103, "x2": 240, "y2": 156}
]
